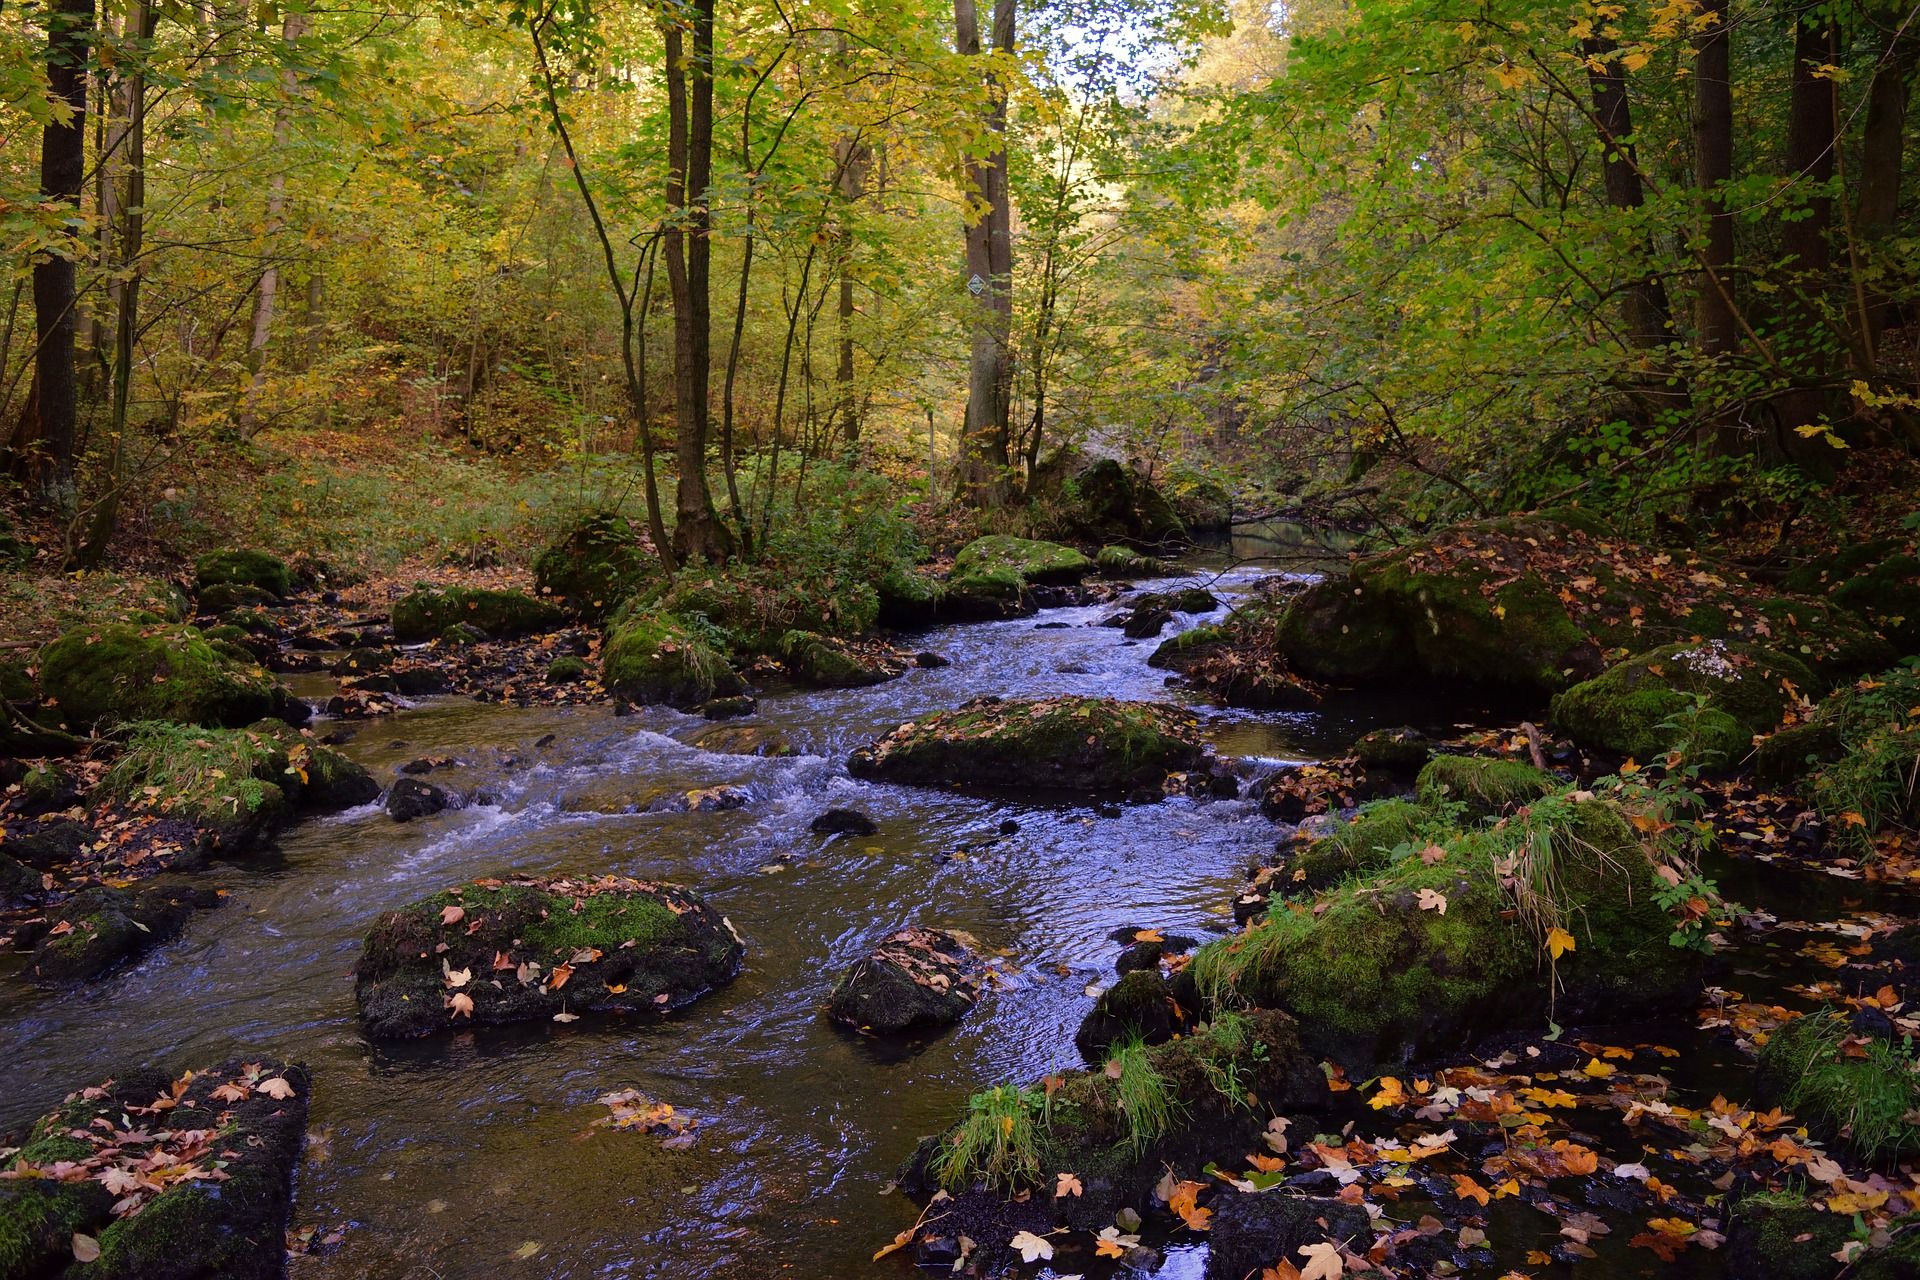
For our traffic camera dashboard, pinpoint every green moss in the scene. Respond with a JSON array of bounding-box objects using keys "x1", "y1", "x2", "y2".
[
  {"x1": 1104, "y1": 1036, "x2": 1182, "y2": 1150},
  {"x1": 533, "y1": 513, "x2": 658, "y2": 621},
  {"x1": 952, "y1": 534, "x2": 1094, "y2": 586},
  {"x1": 38, "y1": 623, "x2": 285, "y2": 730},
  {"x1": 1415, "y1": 755, "x2": 1557, "y2": 817},
  {"x1": 876, "y1": 564, "x2": 944, "y2": 626},
  {"x1": 194, "y1": 549, "x2": 293, "y2": 598},
  {"x1": 601, "y1": 611, "x2": 743, "y2": 706},
  {"x1": 1097, "y1": 545, "x2": 1158, "y2": 576},
  {"x1": 546, "y1": 655, "x2": 587, "y2": 683},
  {"x1": 1287, "y1": 799, "x2": 1434, "y2": 893},
  {"x1": 1758, "y1": 1013, "x2": 1920, "y2": 1163},
  {"x1": 0, "y1": 1181, "x2": 111, "y2": 1277},
  {"x1": 1549, "y1": 641, "x2": 1813, "y2": 763},
  {"x1": 391, "y1": 586, "x2": 564, "y2": 641}
]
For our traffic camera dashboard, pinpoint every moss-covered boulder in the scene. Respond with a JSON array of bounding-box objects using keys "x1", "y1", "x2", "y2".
[
  {"x1": 391, "y1": 585, "x2": 564, "y2": 641},
  {"x1": 1415, "y1": 754, "x2": 1558, "y2": 818},
  {"x1": 953, "y1": 534, "x2": 1093, "y2": 587},
  {"x1": 1274, "y1": 512, "x2": 1892, "y2": 693},
  {"x1": 1096, "y1": 545, "x2": 1159, "y2": 577},
  {"x1": 877, "y1": 565, "x2": 945, "y2": 628},
  {"x1": 0, "y1": 1058, "x2": 308, "y2": 1279},
  {"x1": 1747, "y1": 664, "x2": 1920, "y2": 851},
  {"x1": 1191, "y1": 792, "x2": 1699, "y2": 1069},
  {"x1": 1755, "y1": 1010, "x2": 1920, "y2": 1165},
  {"x1": 1074, "y1": 968, "x2": 1183, "y2": 1060},
  {"x1": 195, "y1": 582, "x2": 280, "y2": 614},
  {"x1": 1720, "y1": 1192, "x2": 1920, "y2": 1280},
  {"x1": 194, "y1": 548, "x2": 293, "y2": 599},
  {"x1": 903, "y1": 1010, "x2": 1327, "y2": 1229},
  {"x1": 30, "y1": 884, "x2": 219, "y2": 982},
  {"x1": 827, "y1": 927, "x2": 983, "y2": 1035},
  {"x1": 601, "y1": 611, "x2": 744, "y2": 706},
  {"x1": 355, "y1": 874, "x2": 744, "y2": 1038},
  {"x1": 1036, "y1": 455, "x2": 1189, "y2": 547},
  {"x1": 533, "y1": 512, "x2": 657, "y2": 621},
  {"x1": 546, "y1": 655, "x2": 587, "y2": 684},
  {"x1": 781, "y1": 630, "x2": 908, "y2": 688},
  {"x1": 1351, "y1": 726, "x2": 1432, "y2": 773},
  {"x1": 39, "y1": 623, "x2": 289, "y2": 731},
  {"x1": 1549, "y1": 640, "x2": 1813, "y2": 763},
  {"x1": 1280, "y1": 798, "x2": 1434, "y2": 896},
  {"x1": 1785, "y1": 538, "x2": 1920, "y2": 654},
  {"x1": 1148, "y1": 606, "x2": 1322, "y2": 709},
  {"x1": 849, "y1": 696, "x2": 1208, "y2": 794},
  {"x1": 1207, "y1": 1193, "x2": 1373, "y2": 1280},
  {"x1": 691, "y1": 723, "x2": 797, "y2": 758}
]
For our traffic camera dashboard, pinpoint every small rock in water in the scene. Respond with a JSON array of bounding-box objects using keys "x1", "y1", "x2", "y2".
[
  {"x1": 913, "y1": 651, "x2": 949, "y2": 669},
  {"x1": 399, "y1": 756, "x2": 456, "y2": 776},
  {"x1": 534, "y1": 733, "x2": 556, "y2": 749},
  {"x1": 997, "y1": 819, "x2": 1020, "y2": 835},
  {"x1": 827, "y1": 927, "x2": 983, "y2": 1035},
  {"x1": 700, "y1": 694, "x2": 758, "y2": 720},
  {"x1": 386, "y1": 778, "x2": 451, "y2": 823},
  {"x1": 811, "y1": 809, "x2": 879, "y2": 837}
]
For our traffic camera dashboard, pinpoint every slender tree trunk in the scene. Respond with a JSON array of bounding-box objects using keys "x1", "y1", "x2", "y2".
[
  {"x1": 833, "y1": 129, "x2": 870, "y2": 443},
  {"x1": 10, "y1": 0, "x2": 93, "y2": 498},
  {"x1": 1775, "y1": 17, "x2": 1839, "y2": 434},
  {"x1": 951, "y1": 0, "x2": 1015, "y2": 507},
  {"x1": 1581, "y1": 35, "x2": 1670, "y2": 348},
  {"x1": 1691, "y1": 0, "x2": 1736, "y2": 363},
  {"x1": 1855, "y1": 29, "x2": 1917, "y2": 360},
  {"x1": 663, "y1": 3, "x2": 733, "y2": 563},
  {"x1": 240, "y1": 11, "x2": 307, "y2": 425}
]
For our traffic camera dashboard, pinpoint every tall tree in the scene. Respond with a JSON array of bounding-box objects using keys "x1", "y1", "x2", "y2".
[
  {"x1": 1854, "y1": 19, "x2": 1916, "y2": 361},
  {"x1": 952, "y1": 0, "x2": 1015, "y2": 507},
  {"x1": 1579, "y1": 34, "x2": 1669, "y2": 348},
  {"x1": 10, "y1": 0, "x2": 94, "y2": 497},
  {"x1": 1691, "y1": 0, "x2": 1736, "y2": 366},
  {"x1": 662, "y1": 0, "x2": 735, "y2": 562},
  {"x1": 240, "y1": 8, "x2": 310, "y2": 426},
  {"x1": 1776, "y1": 10, "x2": 1839, "y2": 432}
]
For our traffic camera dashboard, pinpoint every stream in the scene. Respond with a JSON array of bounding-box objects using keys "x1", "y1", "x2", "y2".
[{"x1": 0, "y1": 534, "x2": 1885, "y2": 1280}]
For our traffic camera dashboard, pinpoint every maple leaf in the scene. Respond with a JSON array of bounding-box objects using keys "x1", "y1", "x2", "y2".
[
  {"x1": 254, "y1": 1077, "x2": 296, "y2": 1101},
  {"x1": 98, "y1": 1167, "x2": 142, "y2": 1195},
  {"x1": 448, "y1": 992, "x2": 475, "y2": 1018},
  {"x1": 1055, "y1": 1172, "x2": 1083, "y2": 1198},
  {"x1": 1008, "y1": 1229, "x2": 1053, "y2": 1262},
  {"x1": 210, "y1": 1082, "x2": 248, "y2": 1104},
  {"x1": 1417, "y1": 888, "x2": 1447, "y2": 914},
  {"x1": 1297, "y1": 1241, "x2": 1344, "y2": 1280},
  {"x1": 1546, "y1": 926, "x2": 1576, "y2": 959},
  {"x1": 440, "y1": 905, "x2": 465, "y2": 926},
  {"x1": 1168, "y1": 1180, "x2": 1211, "y2": 1230}
]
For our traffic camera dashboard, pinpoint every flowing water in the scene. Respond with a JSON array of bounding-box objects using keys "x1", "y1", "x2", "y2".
[{"x1": 0, "y1": 538, "x2": 1830, "y2": 1280}]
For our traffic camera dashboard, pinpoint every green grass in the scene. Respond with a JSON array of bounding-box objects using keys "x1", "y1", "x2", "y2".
[
  {"x1": 930, "y1": 1085, "x2": 1045, "y2": 1191},
  {"x1": 100, "y1": 720, "x2": 284, "y2": 818},
  {"x1": 1767, "y1": 1013, "x2": 1920, "y2": 1162},
  {"x1": 1104, "y1": 1036, "x2": 1183, "y2": 1150}
]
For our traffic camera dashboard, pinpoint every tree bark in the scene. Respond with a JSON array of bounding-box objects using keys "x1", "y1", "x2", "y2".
[
  {"x1": 663, "y1": 2, "x2": 734, "y2": 563},
  {"x1": 10, "y1": 0, "x2": 93, "y2": 497},
  {"x1": 1855, "y1": 28, "x2": 1917, "y2": 360},
  {"x1": 951, "y1": 0, "x2": 1015, "y2": 507},
  {"x1": 1691, "y1": 0, "x2": 1736, "y2": 362},
  {"x1": 1775, "y1": 16, "x2": 1839, "y2": 433},
  {"x1": 1581, "y1": 35, "x2": 1670, "y2": 348},
  {"x1": 240, "y1": 11, "x2": 307, "y2": 425},
  {"x1": 833, "y1": 131, "x2": 870, "y2": 443}
]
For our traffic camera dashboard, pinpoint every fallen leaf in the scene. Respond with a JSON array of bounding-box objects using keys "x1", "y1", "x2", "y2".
[
  {"x1": 1297, "y1": 1240, "x2": 1344, "y2": 1280},
  {"x1": 255, "y1": 1077, "x2": 297, "y2": 1100},
  {"x1": 1009, "y1": 1229, "x2": 1053, "y2": 1262}
]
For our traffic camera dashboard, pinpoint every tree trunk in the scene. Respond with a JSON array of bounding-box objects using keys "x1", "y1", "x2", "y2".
[
  {"x1": 1775, "y1": 17, "x2": 1839, "y2": 434},
  {"x1": 951, "y1": 0, "x2": 1015, "y2": 507},
  {"x1": 663, "y1": 2, "x2": 734, "y2": 564},
  {"x1": 10, "y1": 0, "x2": 93, "y2": 498},
  {"x1": 833, "y1": 130, "x2": 870, "y2": 443},
  {"x1": 1581, "y1": 35, "x2": 1669, "y2": 348},
  {"x1": 239, "y1": 11, "x2": 307, "y2": 425},
  {"x1": 1855, "y1": 28, "x2": 1916, "y2": 360},
  {"x1": 1691, "y1": 0, "x2": 1736, "y2": 363}
]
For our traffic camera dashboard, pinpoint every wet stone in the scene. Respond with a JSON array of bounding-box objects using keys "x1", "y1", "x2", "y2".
[
  {"x1": 811, "y1": 809, "x2": 879, "y2": 837},
  {"x1": 386, "y1": 777, "x2": 452, "y2": 822},
  {"x1": 827, "y1": 926, "x2": 983, "y2": 1035}
]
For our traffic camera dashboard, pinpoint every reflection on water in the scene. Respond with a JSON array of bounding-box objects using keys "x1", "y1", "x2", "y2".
[{"x1": 0, "y1": 550, "x2": 1472, "y2": 1279}]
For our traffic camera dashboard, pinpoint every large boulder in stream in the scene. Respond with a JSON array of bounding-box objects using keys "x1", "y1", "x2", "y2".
[
  {"x1": 38, "y1": 623, "x2": 296, "y2": 731},
  {"x1": 827, "y1": 927, "x2": 983, "y2": 1035},
  {"x1": 1149, "y1": 597, "x2": 1323, "y2": 709},
  {"x1": 601, "y1": 610, "x2": 745, "y2": 707},
  {"x1": 1191, "y1": 789, "x2": 1701, "y2": 1070},
  {"x1": 942, "y1": 535, "x2": 1094, "y2": 620},
  {"x1": 28, "y1": 883, "x2": 220, "y2": 982},
  {"x1": 391, "y1": 585, "x2": 565, "y2": 642},
  {"x1": 780, "y1": 630, "x2": 908, "y2": 688},
  {"x1": 193, "y1": 548, "x2": 294, "y2": 599},
  {"x1": 1549, "y1": 639, "x2": 1813, "y2": 763},
  {"x1": 848, "y1": 696, "x2": 1208, "y2": 795},
  {"x1": 1272, "y1": 511, "x2": 1892, "y2": 693},
  {"x1": 355, "y1": 875, "x2": 744, "y2": 1038},
  {"x1": 0, "y1": 1059, "x2": 309, "y2": 1279}
]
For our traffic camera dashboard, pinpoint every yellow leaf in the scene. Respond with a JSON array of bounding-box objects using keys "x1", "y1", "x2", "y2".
[
  {"x1": 1546, "y1": 926, "x2": 1577, "y2": 960},
  {"x1": 1582, "y1": 1057, "x2": 1616, "y2": 1078}
]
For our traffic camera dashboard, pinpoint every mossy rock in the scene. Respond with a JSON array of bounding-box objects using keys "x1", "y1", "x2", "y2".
[
  {"x1": 1207, "y1": 1193, "x2": 1372, "y2": 1280},
  {"x1": 1096, "y1": 545, "x2": 1158, "y2": 577},
  {"x1": 781, "y1": 630, "x2": 906, "y2": 688},
  {"x1": 877, "y1": 565, "x2": 946, "y2": 627},
  {"x1": 601, "y1": 611, "x2": 744, "y2": 707},
  {"x1": 1074, "y1": 968, "x2": 1182, "y2": 1060},
  {"x1": 940, "y1": 564, "x2": 1032, "y2": 621},
  {"x1": 1, "y1": 1058, "x2": 309, "y2": 1279},
  {"x1": 952, "y1": 535, "x2": 1094, "y2": 588},
  {"x1": 196, "y1": 582, "x2": 279, "y2": 614},
  {"x1": 30, "y1": 884, "x2": 218, "y2": 982},
  {"x1": 656, "y1": 563, "x2": 880, "y2": 655},
  {"x1": 1755, "y1": 1011, "x2": 1920, "y2": 1165},
  {"x1": 1549, "y1": 640, "x2": 1814, "y2": 763},
  {"x1": 217, "y1": 607, "x2": 279, "y2": 635},
  {"x1": 1832, "y1": 553, "x2": 1920, "y2": 653},
  {"x1": 39, "y1": 623, "x2": 287, "y2": 731},
  {"x1": 1147, "y1": 606, "x2": 1321, "y2": 710},
  {"x1": 16, "y1": 762, "x2": 81, "y2": 815},
  {"x1": 849, "y1": 696, "x2": 1208, "y2": 794},
  {"x1": 1283, "y1": 799, "x2": 1434, "y2": 895},
  {"x1": 194, "y1": 549, "x2": 293, "y2": 599},
  {"x1": 1351, "y1": 726, "x2": 1431, "y2": 773},
  {"x1": 1273, "y1": 513, "x2": 1892, "y2": 693},
  {"x1": 1192, "y1": 794, "x2": 1697, "y2": 1069},
  {"x1": 827, "y1": 927, "x2": 982, "y2": 1035},
  {"x1": 1752, "y1": 718, "x2": 1847, "y2": 787},
  {"x1": 0, "y1": 658, "x2": 36, "y2": 704},
  {"x1": 902, "y1": 1010, "x2": 1327, "y2": 1228},
  {"x1": 546, "y1": 655, "x2": 587, "y2": 684},
  {"x1": 1415, "y1": 754, "x2": 1558, "y2": 817},
  {"x1": 354, "y1": 875, "x2": 744, "y2": 1038},
  {"x1": 533, "y1": 512, "x2": 657, "y2": 621},
  {"x1": 391, "y1": 586, "x2": 564, "y2": 641},
  {"x1": 691, "y1": 723, "x2": 796, "y2": 758}
]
